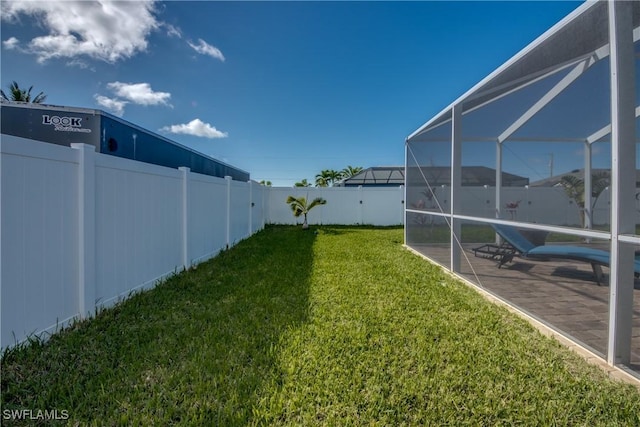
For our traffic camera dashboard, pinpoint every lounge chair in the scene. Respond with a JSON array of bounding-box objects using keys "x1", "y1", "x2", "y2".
[
  {"x1": 472, "y1": 225, "x2": 547, "y2": 266},
  {"x1": 478, "y1": 223, "x2": 640, "y2": 285}
]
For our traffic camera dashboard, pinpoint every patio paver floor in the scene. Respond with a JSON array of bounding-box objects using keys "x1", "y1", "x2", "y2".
[{"x1": 409, "y1": 243, "x2": 640, "y2": 376}]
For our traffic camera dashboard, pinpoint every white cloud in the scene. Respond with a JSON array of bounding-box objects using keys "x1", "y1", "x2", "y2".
[
  {"x1": 160, "y1": 119, "x2": 228, "y2": 139},
  {"x1": 3, "y1": 36, "x2": 19, "y2": 49},
  {"x1": 188, "y1": 38, "x2": 225, "y2": 61},
  {"x1": 165, "y1": 23, "x2": 182, "y2": 38},
  {"x1": 94, "y1": 95, "x2": 127, "y2": 116},
  {"x1": 0, "y1": 0, "x2": 159, "y2": 63},
  {"x1": 66, "y1": 59, "x2": 94, "y2": 70},
  {"x1": 94, "y1": 81, "x2": 171, "y2": 116},
  {"x1": 106, "y1": 82, "x2": 171, "y2": 106}
]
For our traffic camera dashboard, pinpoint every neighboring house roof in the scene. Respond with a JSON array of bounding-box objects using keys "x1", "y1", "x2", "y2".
[
  {"x1": 339, "y1": 166, "x2": 529, "y2": 187},
  {"x1": 338, "y1": 166, "x2": 405, "y2": 187}
]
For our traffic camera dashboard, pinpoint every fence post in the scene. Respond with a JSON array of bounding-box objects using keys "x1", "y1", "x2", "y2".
[
  {"x1": 263, "y1": 185, "x2": 268, "y2": 229},
  {"x1": 248, "y1": 180, "x2": 253, "y2": 236},
  {"x1": 358, "y1": 185, "x2": 363, "y2": 224},
  {"x1": 399, "y1": 185, "x2": 405, "y2": 225},
  {"x1": 71, "y1": 143, "x2": 96, "y2": 318},
  {"x1": 179, "y1": 167, "x2": 190, "y2": 269},
  {"x1": 225, "y1": 176, "x2": 232, "y2": 248}
]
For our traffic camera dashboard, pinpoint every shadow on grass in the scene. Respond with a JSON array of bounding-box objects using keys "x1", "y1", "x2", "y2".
[{"x1": 1, "y1": 225, "x2": 316, "y2": 425}]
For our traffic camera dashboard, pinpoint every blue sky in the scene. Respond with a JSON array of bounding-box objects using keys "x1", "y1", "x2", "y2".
[{"x1": 1, "y1": 0, "x2": 582, "y2": 186}]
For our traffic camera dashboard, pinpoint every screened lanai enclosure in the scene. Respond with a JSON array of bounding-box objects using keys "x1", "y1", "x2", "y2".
[{"x1": 405, "y1": 1, "x2": 640, "y2": 377}]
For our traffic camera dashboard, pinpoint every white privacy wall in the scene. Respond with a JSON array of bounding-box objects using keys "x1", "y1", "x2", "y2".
[
  {"x1": 2, "y1": 137, "x2": 80, "y2": 347},
  {"x1": 266, "y1": 186, "x2": 405, "y2": 226},
  {"x1": 250, "y1": 182, "x2": 265, "y2": 234},
  {"x1": 94, "y1": 155, "x2": 183, "y2": 307},
  {"x1": 1, "y1": 136, "x2": 263, "y2": 349},
  {"x1": 187, "y1": 173, "x2": 228, "y2": 265},
  {"x1": 229, "y1": 180, "x2": 250, "y2": 245}
]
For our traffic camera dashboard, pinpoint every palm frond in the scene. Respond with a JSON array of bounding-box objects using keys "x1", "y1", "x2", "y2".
[
  {"x1": 32, "y1": 92, "x2": 47, "y2": 103},
  {"x1": 3, "y1": 81, "x2": 47, "y2": 103},
  {"x1": 591, "y1": 171, "x2": 610, "y2": 197},
  {"x1": 307, "y1": 197, "x2": 327, "y2": 211},
  {"x1": 286, "y1": 196, "x2": 306, "y2": 217},
  {"x1": 290, "y1": 204, "x2": 304, "y2": 217}
]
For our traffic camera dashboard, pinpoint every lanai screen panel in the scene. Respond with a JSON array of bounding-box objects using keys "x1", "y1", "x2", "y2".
[
  {"x1": 406, "y1": 9, "x2": 640, "y2": 231},
  {"x1": 405, "y1": 1, "x2": 640, "y2": 375},
  {"x1": 498, "y1": 52, "x2": 613, "y2": 229},
  {"x1": 459, "y1": 64, "x2": 577, "y2": 143},
  {"x1": 406, "y1": 123, "x2": 451, "y2": 269}
]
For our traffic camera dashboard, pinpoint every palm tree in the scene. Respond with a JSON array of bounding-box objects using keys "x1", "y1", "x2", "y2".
[
  {"x1": 315, "y1": 169, "x2": 342, "y2": 187},
  {"x1": 286, "y1": 195, "x2": 326, "y2": 229},
  {"x1": 315, "y1": 174, "x2": 328, "y2": 187},
  {"x1": 558, "y1": 171, "x2": 609, "y2": 227},
  {"x1": 328, "y1": 169, "x2": 343, "y2": 185},
  {"x1": 259, "y1": 180, "x2": 272, "y2": 186},
  {"x1": 1, "y1": 81, "x2": 47, "y2": 103},
  {"x1": 294, "y1": 179, "x2": 312, "y2": 187},
  {"x1": 341, "y1": 165, "x2": 363, "y2": 179}
]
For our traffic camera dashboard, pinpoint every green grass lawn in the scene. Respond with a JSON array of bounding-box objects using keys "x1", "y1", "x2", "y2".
[{"x1": 2, "y1": 226, "x2": 639, "y2": 426}]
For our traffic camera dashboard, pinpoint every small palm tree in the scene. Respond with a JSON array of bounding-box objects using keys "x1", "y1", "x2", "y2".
[
  {"x1": 294, "y1": 179, "x2": 312, "y2": 187},
  {"x1": 1, "y1": 81, "x2": 47, "y2": 103},
  {"x1": 559, "y1": 171, "x2": 609, "y2": 227},
  {"x1": 286, "y1": 195, "x2": 327, "y2": 229}
]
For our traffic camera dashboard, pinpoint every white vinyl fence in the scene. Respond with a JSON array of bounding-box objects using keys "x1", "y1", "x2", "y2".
[
  {"x1": 266, "y1": 186, "x2": 405, "y2": 226},
  {"x1": 1, "y1": 136, "x2": 265, "y2": 348},
  {"x1": 1, "y1": 136, "x2": 406, "y2": 349}
]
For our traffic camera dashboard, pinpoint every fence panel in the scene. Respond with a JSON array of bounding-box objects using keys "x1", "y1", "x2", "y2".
[
  {"x1": 1, "y1": 136, "x2": 80, "y2": 348},
  {"x1": 250, "y1": 181, "x2": 265, "y2": 234},
  {"x1": 314, "y1": 188, "x2": 360, "y2": 224},
  {"x1": 229, "y1": 180, "x2": 250, "y2": 245},
  {"x1": 94, "y1": 154, "x2": 183, "y2": 307},
  {"x1": 361, "y1": 187, "x2": 404, "y2": 225},
  {"x1": 188, "y1": 173, "x2": 228, "y2": 264}
]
